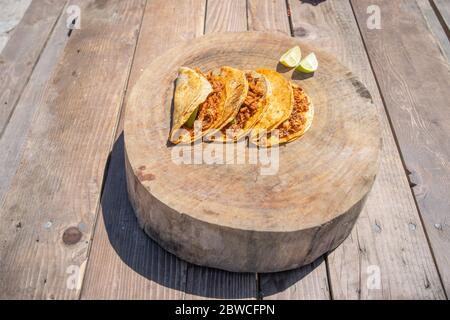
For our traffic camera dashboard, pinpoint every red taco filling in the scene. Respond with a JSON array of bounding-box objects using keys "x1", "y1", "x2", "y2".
[
  {"x1": 276, "y1": 86, "x2": 310, "y2": 139},
  {"x1": 222, "y1": 73, "x2": 265, "y2": 135},
  {"x1": 182, "y1": 70, "x2": 225, "y2": 134}
]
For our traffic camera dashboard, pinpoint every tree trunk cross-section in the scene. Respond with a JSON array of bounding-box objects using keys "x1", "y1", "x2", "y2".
[{"x1": 124, "y1": 32, "x2": 382, "y2": 273}]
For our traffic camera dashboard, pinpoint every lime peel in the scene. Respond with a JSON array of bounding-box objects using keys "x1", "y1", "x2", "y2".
[
  {"x1": 296, "y1": 52, "x2": 318, "y2": 73},
  {"x1": 185, "y1": 106, "x2": 199, "y2": 128},
  {"x1": 280, "y1": 46, "x2": 302, "y2": 68}
]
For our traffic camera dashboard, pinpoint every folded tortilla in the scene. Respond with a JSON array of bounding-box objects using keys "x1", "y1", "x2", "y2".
[
  {"x1": 169, "y1": 66, "x2": 247, "y2": 144},
  {"x1": 250, "y1": 69, "x2": 294, "y2": 142},
  {"x1": 258, "y1": 83, "x2": 314, "y2": 147},
  {"x1": 218, "y1": 70, "x2": 271, "y2": 141},
  {"x1": 169, "y1": 67, "x2": 212, "y2": 144}
]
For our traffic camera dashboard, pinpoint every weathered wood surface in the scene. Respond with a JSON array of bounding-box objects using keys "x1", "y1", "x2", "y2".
[
  {"x1": 0, "y1": 0, "x2": 72, "y2": 206},
  {"x1": 81, "y1": 0, "x2": 207, "y2": 300},
  {"x1": 417, "y1": 0, "x2": 450, "y2": 62},
  {"x1": 0, "y1": 0, "x2": 66, "y2": 139},
  {"x1": 205, "y1": 0, "x2": 247, "y2": 33},
  {"x1": 285, "y1": 0, "x2": 446, "y2": 299},
  {"x1": 124, "y1": 32, "x2": 381, "y2": 272},
  {"x1": 352, "y1": 0, "x2": 449, "y2": 297},
  {"x1": 81, "y1": 135, "x2": 189, "y2": 300},
  {"x1": 0, "y1": 0, "x2": 146, "y2": 299},
  {"x1": 432, "y1": 0, "x2": 450, "y2": 37},
  {"x1": 1, "y1": 0, "x2": 449, "y2": 300},
  {"x1": 248, "y1": 0, "x2": 330, "y2": 300},
  {"x1": 260, "y1": 256, "x2": 329, "y2": 300},
  {"x1": 248, "y1": 0, "x2": 290, "y2": 35},
  {"x1": 184, "y1": 0, "x2": 257, "y2": 300},
  {"x1": 0, "y1": 0, "x2": 32, "y2": 52},
  {"x1": 83, "y1": 0, "x2": 257, "y2": 300}
]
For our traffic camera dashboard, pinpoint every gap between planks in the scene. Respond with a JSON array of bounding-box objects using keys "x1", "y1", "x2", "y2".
[
  {"x1": 349, "y1": 0, "x2": 449, "y2": 297},
  {"x1": 0, "y1": 0, "x2": 71, "y2": 205},
  {"x1": 0, "y1": 0, "x2": 68, "y2": 140},
  {"x1": 0, "y1": 0, "x2": 148, "y2": 299},
  {"x1": 349, "y1": 0, "x2": 448, "y2": 298},
  {"x1": 430, "y1": 0, "x2": 450, "y2": 40},
  {"x1": 81, "y1": 0, "x2": 149, "y2": 273},
  {"x1": 417, "y1": 0, "x2": 450, "y2": 61},
  {"x1": 248, "y1": 0, "x2": 330, "y2": 300},
  {"x1": 185, "y1": 0, "x2": 257, "y2": 300},
  {"x1": 81, "y1": 0, "x2": 447, "y2": 300},
  {"x1": 286, "y1": 0, "x2": 445, "y2": 299},
  {"x1": 80, "y1": 0, "x2": 206, "y2": 300}
]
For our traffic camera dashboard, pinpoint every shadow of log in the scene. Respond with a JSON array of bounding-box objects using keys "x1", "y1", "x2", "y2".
[
  {"x1": 100, "y1": 133, "x2": 323, "y2": 299},
  {"x1": 259, "y1": 256, "x2": 327, "y2": 299},
  {"x1": 300, "y1": 0, "x2": 327, "y2": 6}
]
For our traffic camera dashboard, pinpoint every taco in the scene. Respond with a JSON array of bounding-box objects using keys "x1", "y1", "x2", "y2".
[
  {"x1": 169, "y1": 67, "x2": 212, "y2": 144},
  {"x1": 218, "y1": 70, "x2": 271, "y2": 141},
  {"x1": 250, "y1": 69, "x2": 294, "y2": 141},
  {"x1": 259, "y1": 83, "x2": 313, "y2": 147},
  {"x1": 169, "y1": 66, "x2": 248, "y2": 144}
]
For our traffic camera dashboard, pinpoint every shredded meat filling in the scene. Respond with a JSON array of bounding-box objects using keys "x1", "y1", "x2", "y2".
[
  {"x1": 277, "y1": 87, "x2": 310, "y2": 138},
  {"x1": 197, "y1": 72, "x2": 224, "y2": 129},
  {"x1": 223, "y1": 74, "x2": 265, "y2": 133},
  {"x1": 183, "y1": 70, "x2": 224, "y2": 131}
]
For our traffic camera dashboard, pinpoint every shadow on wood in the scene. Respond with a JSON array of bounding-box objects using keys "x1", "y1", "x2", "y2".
[
  {"x1": 99, "y1": 133, "x2": 322, "y2": 299},
  {"x1": 299, "y1": 0, "x2": 327, "y2": 6},
  {"x1": 276, "y1": 62, "x2": 292, "y2": 74},
  {"x1": 99, "y1": 133, "x2": 187, "y2": 296},
  {"x1": 259, "y1": 256, "x2": 327, "y2": 299}
]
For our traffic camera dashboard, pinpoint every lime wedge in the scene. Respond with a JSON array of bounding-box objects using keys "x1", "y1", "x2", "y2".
[
  {"x1": 296, "y1": 52, "x2": 318, "y2": 73},
  {"x1": 280, "y1": 46, "x2": 302, "y2": 68},
  {"x1": 185, "y1": 106, "x2": 199, "y2": 128}
]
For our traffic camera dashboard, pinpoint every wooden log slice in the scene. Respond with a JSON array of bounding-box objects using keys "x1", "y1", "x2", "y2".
[{"x1": 124, "y1": 32, "x2": 381, "y2": 272}]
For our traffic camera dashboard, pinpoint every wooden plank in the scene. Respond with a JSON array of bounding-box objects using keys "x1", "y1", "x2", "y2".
[
  {"x1": 0, "y1": 0, "x2": 32, "y2": 52},
  {"x1": 0, "y1": 0, "x2": 72, "y2": 206},
  {"x1": 417, "y1": 0, "x2": 450, "y2": 62},
  {"x1": 81, "y1": 136, "x2": 188, "y2": 299},
  {"x1": 351, "y1": 0, "x2": 450, "y2": 297},
  {"x1": 186, "y1": 268, "x2": 257, "y2": 300},
  {"x1": 259, "y1": 257, "x2": 330, "y2": 300},
  {"x1": 205, "y1": 0, "x2": 247, "y2": 33},
  {"x1": 183, "y1": 0, "x2": 257, "y2": 300},
  {"x1": 247, "y1": 0, "x2": 330, "y2": 300},
  {"x1": 0, "y1": 0, "x2": 146, "y2": 299},
  {"x1": 81, "y1": 0, "x2": 207, "y2": 299},
  {"x1": 432, "y1": 0, "x2": 450, "y2": 37},
  {"x1": 0, "y1": 0, "x2": 66, "y2": 138},
  {"x1": 286, "y1": 0, "x2": 446, "y2": 299},
  {"x1": 247, "y1": 0, "x2": 291, "y2": 35}
]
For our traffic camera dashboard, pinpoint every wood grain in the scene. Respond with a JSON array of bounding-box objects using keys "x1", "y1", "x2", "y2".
[
  {"x1": 0, "y1": 0, "x2": 146, "y2": 299},
  {"x1": 0, "y1": 0, "x2": 73, "y2": 208},
  {"x1": 247, "y1": 0, "x2": 290, "y2": 35},
  {"x1": 285, "y1": 0, "x2": 445, "y2": 299},
  {"x1": 417, "y1": 0, "x2": 450, "y2": 62},
  {"x1": 124, "y1": 32, "x2": 381, "y2": 272},
  {"x1": 183, "y1": 0, "x2": 258, "y2": 300},
  {"x1": 259, "y1": 257, "x2": 329, "y2": 300},
  {"x1": 248, "y1": 0, "x2": 330, "y2": 300},
  {"x1": 1, "y1": 0, "x2": 444, "y2": 301},
  {"x1": 205, "y1": 0, "x2": 247, "y2": 33},
  {"x1": 351, "y1": 0, "x2": 450, "y2": 297},
  {"x1": 81, "y1": 0, "x2": 207, "y2": 299},
  {"x1": 432, "y1": 0, "x2": 450, "y2": 37},
  {"x1": 186, "y1": 268, "x2": 257, "y2": 300},
  {"x1": 81, "y1": 136, "x2": 188, "y2": 300},
  {"x1": 0, "y1": 0, "x2": 66, "y2": 138}
]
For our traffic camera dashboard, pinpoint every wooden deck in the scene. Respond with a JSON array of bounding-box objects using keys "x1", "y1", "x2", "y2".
[{"x1": 0, "y1": 0, "x2": 448, "y2": 300}]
